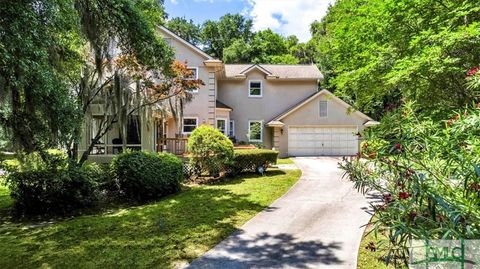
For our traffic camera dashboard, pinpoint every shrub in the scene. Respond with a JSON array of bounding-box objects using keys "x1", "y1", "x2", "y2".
[
  {"x1": 340, "y1": 102, "x2": 480, "y2": 264},
  {"x1": 6, "y1": 161, "x2": 101, "y2": 214},
  {"x1": 228, "y1": 149, "x2": 279, "y2": 176},
  {"x1": 111, "y1": 151, "x2": 183, "y2": 201},
  {"x1": 2, "y1": 149, "x2": 67, "y2": 173},
  {"x1": 187, "y1": 125, "x2": 234, "y2": 177}
]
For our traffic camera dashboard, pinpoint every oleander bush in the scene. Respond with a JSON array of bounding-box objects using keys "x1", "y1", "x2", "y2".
[
  {"x1": 340, "y1": 102, "x2": 480, "y2": 265},
  {"x1": 187, "y1": 125, "x2": 234, "y2": 177},
  {"x1": 228, "y1": 149, "x2": 278, "y2": 176},
  {"x1": 5, "y1": 151, "x2": 101, "y2": 214},
  {"x1": 111, "y1": 151, "x2": 183, "y2": 201}
]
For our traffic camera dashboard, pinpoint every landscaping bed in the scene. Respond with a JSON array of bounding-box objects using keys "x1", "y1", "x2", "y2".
[
  {"x1": 357, "y1": 222, "x2": 406, "y2": 269},
  {"x1": 0, "y1": 168, "x2": 300, "y2": 269}
]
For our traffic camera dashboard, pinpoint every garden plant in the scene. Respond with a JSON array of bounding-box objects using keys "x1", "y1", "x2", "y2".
[{"x1": 340, "y1": 102, "x2": 480, "y2": 266}]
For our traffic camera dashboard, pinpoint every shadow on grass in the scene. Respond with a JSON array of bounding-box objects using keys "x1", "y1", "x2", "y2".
[
  {"x1": 188, "y1": 231, "x2": 344, "y2": 269},
  {"x1": 0, "y1": 186, "x2": 273, "y2": 268}
]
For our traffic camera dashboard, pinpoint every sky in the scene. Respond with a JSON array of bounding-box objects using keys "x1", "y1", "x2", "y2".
[{"x1": 165, "y1": 0, "x2": 335, "y2": 42}]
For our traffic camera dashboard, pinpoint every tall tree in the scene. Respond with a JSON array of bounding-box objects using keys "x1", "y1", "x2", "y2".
[
  {"x1": 0, "y1": 0, "x2": 84, "y2": 155},
  {"x1": 166, "y1": 17, "x2": 201, "y2": 45},
  {"x1": 201, "y1": 13, "x2": 253, "y2": 59},
  {"x1": 312, "y1": 0, "x2": 480, "y2": 118},
  {"x1": 0, "y1": 0, "x2": 175, "y2": 160}
]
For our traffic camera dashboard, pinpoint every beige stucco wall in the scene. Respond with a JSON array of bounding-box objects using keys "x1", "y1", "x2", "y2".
[
  {"x1": 277, "y1": 94, "x2": 367, "y2": 157},
  {"x1": 159, "y1": 29, "x2": 216, "y2": 128},
  {"x1": 218, "y1": 69, "x2": 319, "y2": 148}
]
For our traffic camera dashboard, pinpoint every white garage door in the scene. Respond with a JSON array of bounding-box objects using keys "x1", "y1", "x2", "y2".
[{"x1": 288, "y1": 126, "x2": 359, "y2": 156}]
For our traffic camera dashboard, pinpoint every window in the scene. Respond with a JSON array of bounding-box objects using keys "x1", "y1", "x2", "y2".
[
  {"x1": 186, "y1": 67, "x2": 198, "y2": 80},
  {"x1": 216, "y1": 119, "x2": 227, "y2": 135},
  {"x1": 319, "y1": 101, "x2": 328, "y2": 118},
  {"x1": 91, "y1": 117, "x2": 104, "y2": 143},
  {"x1": 248, "y1": 121, "x2": 263, "y2": 142},
  {"x1": 186, "y1": 67, "x2": 199, "y2": 93},
  {"x1": 248, "y1": 80, "x2": 262, "y2": 97},
  {"x1": 126, "y1": 116, "x2": 141, "y2": 145},
  {"x1": 228, "y1": 120, "x2": 235, "y2": 137},
  {"x1": 182, "y1": 117, "x2": 198, "y2": 134}
]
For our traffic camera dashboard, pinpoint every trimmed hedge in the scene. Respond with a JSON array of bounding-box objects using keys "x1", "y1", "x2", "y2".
[
  {"x1": 6, "y1": 162, "x2": 101, "y2": 214},
  {"x1": 111, "y1": 151, "x2": 183, "y2": 201},
  {"x1": 228, "y1": 149, "x2": 279, "y2": 176}
]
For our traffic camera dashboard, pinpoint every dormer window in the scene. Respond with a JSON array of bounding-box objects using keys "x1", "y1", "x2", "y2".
[{"x1": 248, "y1": 80, "x2": 262, "y2": 97}]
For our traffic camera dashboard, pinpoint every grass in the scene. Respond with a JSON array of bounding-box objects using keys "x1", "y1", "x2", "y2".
[
  {"x1": 357, "y1": 223, "x2": 407, "y2": 269},
  {"x1": 0, "y1": 181, "x2": 13, "y2": 210},
  {"x1": 276, "y1": 158, "x2": 294, "y2": 165},
  {"x1": 0, "y1": 168, "x2": 301, "y2": 269}
]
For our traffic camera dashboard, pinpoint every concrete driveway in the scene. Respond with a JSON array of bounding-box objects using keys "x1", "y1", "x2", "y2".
[{"x1": 187, "y1": 157, "x2": 372, "y2": 269}]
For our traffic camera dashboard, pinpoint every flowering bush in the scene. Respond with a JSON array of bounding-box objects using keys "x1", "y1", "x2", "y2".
[
  {"x1": 340, "y1": 102, "x2": 480, "y2": 264},
  {"x1": 466, "y1": 66, "x2": 480, "y2": 93}
]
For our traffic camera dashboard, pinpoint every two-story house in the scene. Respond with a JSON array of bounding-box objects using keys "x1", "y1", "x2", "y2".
[{"x1": 79, "y1": 26, "x2": 378, "y2": 162}]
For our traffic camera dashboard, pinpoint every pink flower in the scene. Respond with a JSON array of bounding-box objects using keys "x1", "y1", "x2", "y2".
[
  {"x1": 399, "y1": 192, "x2": 410, "y2": 200},
  {"x1": 467, "y1": 67, "x2": 479, "y2": 77}
]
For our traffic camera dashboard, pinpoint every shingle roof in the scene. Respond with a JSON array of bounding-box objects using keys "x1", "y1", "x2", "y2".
[
  {"x1": 224, "y1": 64, "x2": 323, "y2": 80},
  {"x1": 216, "y1": 100, "x2": 233, "y2": 110}
]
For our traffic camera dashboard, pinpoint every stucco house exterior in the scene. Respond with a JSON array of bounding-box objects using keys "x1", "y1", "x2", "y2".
[{"x1": 79, "y1": 26, "x2": 377, "y2": 162}]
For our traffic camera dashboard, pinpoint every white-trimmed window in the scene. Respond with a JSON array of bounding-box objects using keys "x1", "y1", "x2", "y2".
[
  {"x1": 228, "y1": 120, "x2": 235, "y2": 137},
  {"x1": 216, "y1": 118, "x2": 227, "y2": 135},
  {"x1": 248, "y1": 80, "x2": 262, "y2": 97},
  {"x1": 319, "y1": 100, "x2": 328, "y2": 118},
  {"x1": 182, "y1": 117, "x2": 198, "y2": 134},
  {"x1": 186, "y1": 67, "x2": 199, "y2": 93},
  {"x1": 186, "y1": 67, "x2": 198, "y2": 80},
  {"x1": 248, "y1": 120, "x2": 263, "y2": 142}
]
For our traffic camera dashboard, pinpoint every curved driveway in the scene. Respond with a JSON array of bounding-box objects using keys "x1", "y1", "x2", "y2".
[{"x1": 187, "y1": 157, "x2": 372, "y2": 269}]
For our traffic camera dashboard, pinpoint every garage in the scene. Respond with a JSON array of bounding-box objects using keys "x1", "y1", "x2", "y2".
[{"x1": 288, "y1": 126, "x2": 359, "y2": 156}]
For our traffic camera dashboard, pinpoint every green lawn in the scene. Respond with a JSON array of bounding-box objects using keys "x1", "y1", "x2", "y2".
[
  {"x1": 357, "y1": 223, "x2": 407, "y2": 269},
  {"x1": 0, "y1": 168, "x2": 300, "y2": 269},
  {"x1": 277, "y1": 158, "x2": 294, "y2": 165}
]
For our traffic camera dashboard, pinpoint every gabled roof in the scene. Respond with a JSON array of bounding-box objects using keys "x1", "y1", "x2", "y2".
[
  {"x1": 267, "y1": 89, "x2": 374, "y2": 126},
  {"x1": 239, "y1": 64, "x2": 272, "y2": 76},
  {"x1": 158, "y1": 26, "x2": 213, "y2": 60},
  {"x1": 216, "y1": 100, "x2": 233, "y2": 110},
  {"x1": 224, "y1": 64, "x2": 323, "y2": 80}
]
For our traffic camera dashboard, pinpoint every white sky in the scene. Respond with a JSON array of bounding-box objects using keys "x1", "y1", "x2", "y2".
[{"x1": 245, "y1": 0, "x2": 335, "y2": 42}]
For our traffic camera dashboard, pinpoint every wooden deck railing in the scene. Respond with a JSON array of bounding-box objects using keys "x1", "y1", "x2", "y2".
[{"x1": 157, "y1": 138, "x2": 189, "y2": 156}]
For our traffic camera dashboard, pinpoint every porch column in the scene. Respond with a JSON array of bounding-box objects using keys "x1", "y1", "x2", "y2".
[
  {"x1": 266, "y1": 120, "x2": 285, "y2": 151},
  {"x1": 273, "y1": 127, "x2": 281, "y2": 151}
]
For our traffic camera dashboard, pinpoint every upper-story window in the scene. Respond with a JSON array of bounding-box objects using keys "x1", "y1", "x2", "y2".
[
  {"x1": 319, "y1": 100, "x2": 328, "y2": 118},
  {"x1": 186, "y1": 67, "x2": 199, "y2": 93},
  {"x1": 248, "y1": 80, "x2": 263, "y2": 97},
  {"x1": 186, "y1": 67, "x2": 198, "y2": 80}
]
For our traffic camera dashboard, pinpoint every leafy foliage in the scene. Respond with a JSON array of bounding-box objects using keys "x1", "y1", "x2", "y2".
[
  {"x1": 187, "y1": 125, "x2": 234, "y2": 177},
  {"x1": 111, "y1": 151, "x2": 183, "y2": 201},
  {"x1": 340, "y1": 103, "x2": 480, "y2": 264},
  {"x1": 166, "y1": 17, "x2": 201, "y2": 45},
  {"x1": 228, "y1": 149, "x2": 279, "y2": 176},
  {"x1": 312, "y1": 0, "x2": 480, "y2": 118},
  {"x1": 0, "y1": 0, "x2": 84, "y2": 154},
  {"x1": 201, "y1": 13, "x2": 254, "y2": 59},
  {"x1": 5, "y1": 151, "x2": 101, "y2": 214}
]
